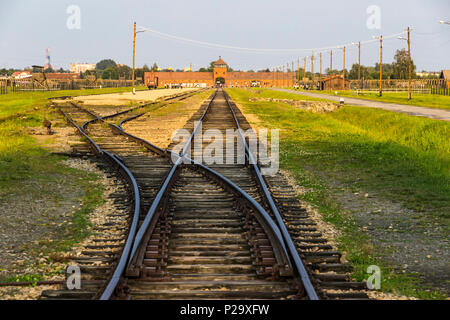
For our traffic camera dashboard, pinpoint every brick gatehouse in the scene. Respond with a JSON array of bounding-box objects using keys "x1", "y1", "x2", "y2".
[{"x1": 145, "y1": 57, "x2": 296, "y2": 88}]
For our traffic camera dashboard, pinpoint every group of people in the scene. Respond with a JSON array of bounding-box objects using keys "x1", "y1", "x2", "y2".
[{"x1": 294, "y1": 83, "x2": 320, "y2": 90}]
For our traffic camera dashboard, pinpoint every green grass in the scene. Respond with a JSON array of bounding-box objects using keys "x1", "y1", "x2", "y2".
[
  {"x1": 34, "y1": 171, "x2": 104, "y2": 255},
  {"x1": 227, "y1": 88, "x2": 449, "y2": 299},
  {"x1": 1, "y1": 274, "x2": 45, "y2": 285},
  {"x1": 0, "y1": 88, "x2": 110, "y2": 282},
  {"x1": 309, "y1": 90, "x2": 450, "y2": 111},
  {"x1": 0, "y1": 86, "x2": 147, "y2": 120}
]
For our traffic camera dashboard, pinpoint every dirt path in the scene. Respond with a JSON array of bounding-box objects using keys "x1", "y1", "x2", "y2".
[
  {"x1": 272, "y1": 88, "x2": 450, "y2": 121},
  {"x1": 123, "y1": 90, "x2": 212, "y2": 149},
  {"x1": 72, "y1": 88, "x2": 199, "y2": 106}
]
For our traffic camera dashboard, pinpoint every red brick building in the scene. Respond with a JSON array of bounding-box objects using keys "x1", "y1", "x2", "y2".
[
  {"x1": 145, "y1": 57, "x2": 296, "y2": 88},
  {"x1": 319, "y1": 75, "x2": 350, "y2": 90}
]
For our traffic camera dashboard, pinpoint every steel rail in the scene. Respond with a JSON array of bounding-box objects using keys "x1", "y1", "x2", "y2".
[
  {"x1": 57, "y1": 106, "x2": 142, "y2": 301},
  {"x1": 125, "y1": 90, "x2": 293, "y2": 277},
  {"x1": 223, "y1": 90, "x2": 319, "y2": 300},
  {"x1": 168, "y1": 150, "x2": 291, "y2": 263},
  {"x1": 62, "y1": 93, "x2": 302, "y2": 298},
  {"x1": 119, "y1": 113, "x2": 145, "y2": 128},
  {"x1": 181, "y1": 91, "x2": 217, "y2": 157},
  {"x1": 127, "y1": 91, "x2": 217, "y2": 266},
  {"x1": 99, "y1": 150, "x2": 141, "y2": 300},
  {"x1": 58, "y1": 108, "x2": 102, "y2": 155}
]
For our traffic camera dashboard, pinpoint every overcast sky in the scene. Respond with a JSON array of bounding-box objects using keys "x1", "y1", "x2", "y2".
[{"x1": 1, "y1": 0, "x2": 449, "y2": 72}]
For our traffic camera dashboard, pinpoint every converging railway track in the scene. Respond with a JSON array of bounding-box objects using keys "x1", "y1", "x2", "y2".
[{"x1": 40, "y1": 89, "x2": 368, "y2": 300}]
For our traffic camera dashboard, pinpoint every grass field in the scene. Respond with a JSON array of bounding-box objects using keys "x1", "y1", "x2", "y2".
[
  {"x1": 227, "y1": 88, "x2": 449, "y2": 299},
  {"x1": 0, "y1": 86, "x2": 150, "y2": 187},
  {"x1": 0, "y1": 86, "x2": 147, "y2": 120},
  {"x1": 0, "y1": 87, "x2": 154, "y2": 282},
  {"x1": 310, "y1": 90, "x2": 450, "y2": 111}
]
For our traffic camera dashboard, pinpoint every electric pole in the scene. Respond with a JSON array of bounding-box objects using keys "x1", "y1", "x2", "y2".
[
  {"x1": 132, "y1": 22, "x2": 136, "y2": 94},
  {"x1": 291, "y1": 61, "x2": 294, "y2": 87},
  {"x1": 408, "y1": 27, "x2": 412, "y2": 100},
  {"x1": 320, "y1": 52, "x2": 322, "y2": 82},
  {"x1": 330, "y1": 50, "x2": 333, "y2": 77},
  {"x1": 342, "y1": 46, "x2": 346, "y2": 91},
  {"x1": 358, "y1": 41, "x2": 361, "y2": 92},
  {"x1": 379, "y1": 35, "x2": 383, "y2": 97},
  {"x1": 304, "y1": 57, "x2": 307, "y2": 82}
]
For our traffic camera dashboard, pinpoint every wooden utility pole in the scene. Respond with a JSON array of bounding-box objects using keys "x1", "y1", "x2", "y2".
[
  {"x1": 276, "y1": 67, "x2": 279, "y2": 87},
  {"x1": 279, "y1": 66, "x2": 282, "y2": 87},
  {"x1": 311, "y1": 52, "x2": 315, "y2": 82},
  {"x1": 291, "y1": 61, "x2": 294, "y2": 87},
  {"x1": 330, "y1": 50, "x2": 333, "y2": 77},
  {"x1": 132, "y1": 22, "x2": 136, "y2": 94},
  {"x1": 358, "y1": 41, "x2": 361, "y2": 92},
  {"x1": 283, "y1": 65, "x2": 286, "y2": 87},
  {"x1": 379, "y1": 36, "x2": 383, "y2": 96},
  {"x1": 407, "y1": 27, "x2": 412, "y2": 100},
  {"x1": 287, "y1": 63, "x2": 289, "y2": 87},
  {"x1": 303, "y1": 57, "x2": 306, "y2": 81},
  {"x1": 320, "y1": 52, "x2": 322, "y2": 82},
  {"x1": 272, "y1": 68, "x2": 275, "y2": 87},
  {"x1": 297, "y1": 58, "x2": 300, "y2": 81},
  {"x1": 342, "y1": 46, "x2": 346, "y2": 91}
]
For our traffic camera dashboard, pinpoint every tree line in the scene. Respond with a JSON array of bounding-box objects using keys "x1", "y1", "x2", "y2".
[
  {"x1": 286, "y1": 49, "x2": 438, "y2": 80},
  {"x1": 0, "y1": 51, "x2": 440, "y2": 80}
]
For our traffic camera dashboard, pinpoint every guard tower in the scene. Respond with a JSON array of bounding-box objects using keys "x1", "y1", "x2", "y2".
[{"x1": 213, "y1": 56, "x2": 227, "y2": 85}]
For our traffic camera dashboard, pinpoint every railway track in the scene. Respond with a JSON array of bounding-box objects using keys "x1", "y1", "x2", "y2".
[{"x1": 41, "y1": 89, "x2": 368, "y2": 300}]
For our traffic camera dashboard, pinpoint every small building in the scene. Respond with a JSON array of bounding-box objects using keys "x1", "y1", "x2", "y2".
[
  {"x1": 319, "y1": 75, "x2": 350, "y2": 90},
  {"x1": 440, "y1": 70, "x2": 450, "y2": 88},
  {"x1": 11, "y1": 71, "x2": 32, "y2": 79}
]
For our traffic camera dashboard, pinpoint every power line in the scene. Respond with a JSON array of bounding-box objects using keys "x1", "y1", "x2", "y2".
[{"x1": 142, "y1": 26, "x2": 407, "y2": 54}]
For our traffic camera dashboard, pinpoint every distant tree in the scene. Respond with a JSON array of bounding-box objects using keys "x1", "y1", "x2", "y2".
[
  {"x1": 117, "y1": 65, "x2": 132, "y2": 79},
  {"x1": 247, "y1": 70, "x2": 255, "y2": 73},
  {"x1": 44, "y1": 68, "x2": 55, "y2": 73},
  {"x1": 151, "y1": 63, "x2": 159, "y2": 72},
  {"x1": 207, "y1": 61, "x2": 215, "y2": 72},
  {"x1": 392, "y1": 49, "x2": 416, "y2": 79},
  {"x1": 96, "y1": 59, "x2": 117, "y2": 70},
  {"x1": 101, "y1": 66, "x2": 118, "y2": 79},
  {"x1": 198, "y1": 68, "x2": 208, "y2": 72},
  {"x1": 135, "y1": 65, "x2": 151, "y2": 79},
  {"x1": 258, "y1": 69, "x2": 270, "y2": 72},
  {"x1": 0, "y1": 68, "x2": 18, "y2": 76}
]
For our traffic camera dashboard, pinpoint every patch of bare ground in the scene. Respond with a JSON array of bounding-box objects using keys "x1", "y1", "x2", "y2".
[
  {"x1": 75, "y1": 103, "x2": 135, "y2": 118},
  {"x1": 327, "y1": 182, "x2": 449, "y2": 295},
  {"x1": 27, "y1": 125, "x2": 79, "y2": 154},
  {"x1": 248, "y1": 97, "x2": 341, "y2": 113},
  {"x1": 0, "y1": 172, "x2": 85, "y2": 276},
  {"x1": 72, "y1": 88, "x2": 199, "y2": 106},
  {"x1": 0, "y1": 158, "x2": 126, "y2": 300},
  {"x1": 123, "y1": 90, "x2": 211, "y2": 149}
]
